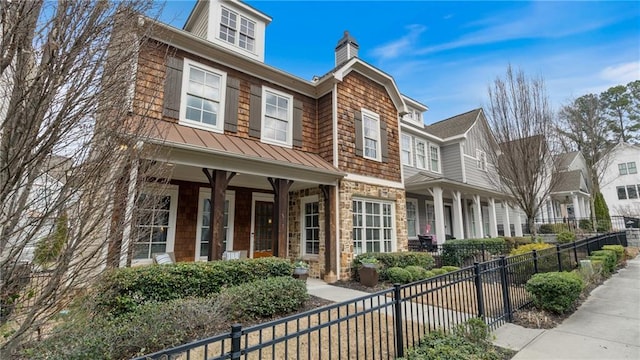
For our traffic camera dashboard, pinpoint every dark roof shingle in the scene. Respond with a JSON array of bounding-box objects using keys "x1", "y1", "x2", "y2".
[{"x1": 425, "y1": 108, "x2": 480, "y2": 138}]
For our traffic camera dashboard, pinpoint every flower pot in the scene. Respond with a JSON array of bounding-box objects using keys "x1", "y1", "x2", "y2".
[
  {"x1": 293, "y1": 268, "x2": 308, "y2": 281},
  {"x1": 359, "y1": 266, "x2": 378, "y2": 287}
]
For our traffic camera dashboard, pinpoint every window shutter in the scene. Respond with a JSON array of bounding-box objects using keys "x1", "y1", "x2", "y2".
[
  {"x1": 380, "y1": 120, "x2": 389, "y2": 162},
  {"x1": 224, "y1": 77, "x2": 240, "y2": 133},
  {"x1": 249, "y1": 84, "x2": 262, "y2": 138},
  {"x1": 354, "y1": 111, "x2": 363, "y2": 157},
  {"x1": 292, "y1": 99, "x2": 303, "y2": 147},
  {"x1": 163, "y1": 56, "x2": 183, "y2": 119}
]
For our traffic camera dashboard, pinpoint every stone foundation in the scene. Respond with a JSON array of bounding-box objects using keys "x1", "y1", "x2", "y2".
[
  {"x1": 626, "y1": 229, "x2": 640, "y2": 247},
  {"x1": 288, "y1": 187, "x2": 326, "y2": 279}
]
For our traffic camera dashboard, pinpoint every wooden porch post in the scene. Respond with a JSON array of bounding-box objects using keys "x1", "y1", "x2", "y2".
[
  {"x1": 203, "y1": 169, "x2": 236, "y2": 261},
  {"x1": 320, "y1": 185, "x2": 337, "y2": 282},
  {"x1": 268, "y1": 178, "x2": 293, "y2": 258}
]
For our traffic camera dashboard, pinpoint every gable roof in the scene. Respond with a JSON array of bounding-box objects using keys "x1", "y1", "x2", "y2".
[
  {"x1": 552, "y1": 170, "x2": 586, "y2": 193},
  {"x1": 425, "y1": 108, "x2": 481, "y2": 139},
  {"x1": 556, "y1": 151, "x2": 580, "y2": 170}
]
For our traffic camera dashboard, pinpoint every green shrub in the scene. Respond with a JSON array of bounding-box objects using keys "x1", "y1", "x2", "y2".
[
  {"x1": 556, "y1": 231, "x2": 576, "y2": 243},
  {"x1": 430, "y1": 268, "x2": 448, "y2": 276},
  {"x1": 23, "y1": 297, "x2": 226, "y2": 360},
  {"x1": 602, "y1": 245, "x2": 625, "y2": 264},
  {"x1": 219, "y1": 276, "x2": 308, "y2": 321},
  {"x1": 538, "y1": 224, "x2": 553, "y2": 234},
  {"x1": 93, "y1": 257, "x2": 293, "y2": 317},
  {"x1": 441, "y1": 238, "x2": 508, "y2": 267},
  {"x1": 405, "y1": 266, "x2": 430, "y2": 281},
  {"x1": 34, "y1": 214, "x2": 69, "y2": 265},
  {"x1": 594, "y1": 192, "x2": 611, "y2": 231},
  {"x1": 503, "y1": 236, "x2": 533, "y2": 248},
  {"x1": 525, "y1": 272, "x2": 584, "y2": 314},
  {"x1": 423, "y1": 270, "x2": 436, "y2": 279},
  {"x1": 590, "y1": 250, "x2": 616, "y2": 274},
  {"x1": 579, "y1": 219, "x2": 593, "y2": 231},
  {"x1": 386, "y1": 267, "x2": 413, "y2": 284},
  {"x1": 400, "y1": 318, "x2": 503, "y2": 360},
  {"x1": 441, "y1": 266, "x2": 461, "y2": 273},
  {"x1": 352, "y1": 252, "x2": 435, "y2": 280},
  {"x1": 509, "y1": 243, "x2": 552, "y2": 256}
]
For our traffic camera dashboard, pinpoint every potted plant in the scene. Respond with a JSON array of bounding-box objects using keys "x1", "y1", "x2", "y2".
[
  {"x1": 293, "y1": 260, "x2": 309, "y2": 281},
  {"x1": 358, "y1": 256, "x2": 379, "y2": 287}
]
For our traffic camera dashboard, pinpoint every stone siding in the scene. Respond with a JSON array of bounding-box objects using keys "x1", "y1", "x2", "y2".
[{"x1": 288, "y1": 187, "x2": 326, "y2": 278}]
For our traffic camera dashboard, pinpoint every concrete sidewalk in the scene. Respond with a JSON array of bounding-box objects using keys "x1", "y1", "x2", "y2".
[{"x1": 497, "y1": 256, "x2": 640, "y2": 359}]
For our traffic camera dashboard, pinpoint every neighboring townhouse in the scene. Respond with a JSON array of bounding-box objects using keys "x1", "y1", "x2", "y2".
[
  {"x1": 401, "y1": 108, "x2": 525, "y2": 244},
  {"x1": 599, "y1": 142, "x2": 640, "y2": 218},
  {"x1": 109, "y1": 0, "x2": 409, "y2": 281},
  {"x1": 547, "y1": 151, "x2": 591, "y2": 222}
]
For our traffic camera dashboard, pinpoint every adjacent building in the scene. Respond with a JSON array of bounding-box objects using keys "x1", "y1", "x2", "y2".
[{"x1": 599, "y1": 142, "x2": 640, "y2": 218}]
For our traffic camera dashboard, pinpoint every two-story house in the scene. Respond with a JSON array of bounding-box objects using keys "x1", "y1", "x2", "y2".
[
  {"x1": 599, "y1": 142, "x2": 640, "y2": 219},
  {"x1": 108, "y1": 0, "x2": 410, "y2": 281}
]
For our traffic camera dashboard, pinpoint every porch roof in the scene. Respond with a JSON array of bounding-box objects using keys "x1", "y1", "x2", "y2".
[
  {"x1": 139, "y1": 119, "x2": 345, "y2": 184},
  {"x1": 404, "y1": 171, "x2": 509, "y2": 199}
]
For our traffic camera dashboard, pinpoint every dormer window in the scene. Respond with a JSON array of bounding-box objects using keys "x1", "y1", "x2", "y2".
[
  {"x1": 220, "y1": 6, "x2": 256, "y2": 53},
  {"x1": 404, "y1": 109, "x2": 423, "y2": 125}
]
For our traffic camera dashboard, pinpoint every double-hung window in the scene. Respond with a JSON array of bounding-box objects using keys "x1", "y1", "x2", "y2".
[
  {"x1": 406, "y1": 199, "x2": 418, "y2": 238},
  {"x1": 401, "y1": 134, "x2": 413, "y2": 166},
  {"x1": 362, "y1": 110, "x2": 381, "y2": 161},
  {"x1": 181, "y1": 59, "x2": 226, "y2": 132},
  {"x1": 220, "y1": 7, "x2": 256, "y2": 52},
  {"x1": 261, "y1": 87, "x2": 293, "y2": 146},
  {"x1": 620, "y1": 161, "x2": 637, "y2": 175},
  {"x1": 430, "y1": 145, "x2": 440, "y2": 172},
  {"x1": 619, "y1": 163, "x2": 628, "y2": 175},
  {"x1": 196, "y1": 189, "x2": 235, "y2": 261},
  {"x1": 352, "y1": 199, "x2": 394, "y2": 255},
  {"x1": 302, "y1": 196, "x2": 320, "y2": 256},
  {"x1": 132, "y1": 185, "x2": 178, "y2": 264},
  {"x1": 415, "y1": 140, "x2": 427, "y2": 169},
  {"x1": 476, "y1": 149, "x2": 487, "y2": 171}
]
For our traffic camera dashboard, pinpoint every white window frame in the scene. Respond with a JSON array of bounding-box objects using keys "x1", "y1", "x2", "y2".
[
  {"x1": 196, "y1": 189, "x2": 236, "y2": 261},
  {"x1": 476, "y1": 149, "x2": 487, "y2": 171},
  {"x1": 401, "y1": 134, "x2": 413, "y2": 166},
  {"x1": 406, "y1": 198, "x2": 419, "y2": 239},
  {"x1": 627, "y1": 161, "x2": 637, "y2": 174},
  {"x1": 404, "y1": 109, "x2": 423, "y2": 125},
  {"x1": 179, "y1": 58, "x2": 227, "y2": 133},
  {"x1": 415, "y1": 139, "x2": 427, "y2": 170},
  {"x1": 132, "y1": 184, "x2": 179, "y2": 266},
  {"x1": 301, "y1": 195, "x2": 320, "y2": 258},
  {"x1": 219, "y1": 6, "x2": 257, "y2": 54},
  {"x1": 352, "y1": 198, "x2": 396, "y2": 255},
  {"x1": 261, "y1": 86, "x2": 293, "y2": 147},
  {"x1": 425, "y1": 201, "x2": 435, "y2": 235},
  {"x1": 430, "y1": 145, "x2": 440, "y2": 173},
  {"x1": 361, "y1": 108, "x2": 381, "y2": 162},
  {"x1": 619, "y1": 163, "x2": 628, "y2": 175}
]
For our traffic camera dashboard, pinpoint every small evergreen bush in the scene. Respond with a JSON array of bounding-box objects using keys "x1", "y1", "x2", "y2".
[
  {"x1": 525, "y1": 272, "x2": 584, "y2": 314},
  {"x1": 441, "y1": 238, "x2": 508, "y2": 266},
  {"x1": 423, "y1": 270, "x2": 436, "y2": 279},
  {"x1": 404, "y1": 266, "x2": 430, "y2": 281},
  {"x1": 509, "y1": 243, "x2": 552, "y2": 256},
  {"x1": 352, "y1": 252, "x2": 435, "y2": 280},
  {"x1": 556, "y1": 231, "x2": 576, "y2": 243},
  {"x1": 430, "y1": 268, "x2": 448, "y2": 276},
  {"x1": 386, "y1": 267, "x2": 413, "y2": 284},
  {"x1": 589, "y1": 250, "x2": 616, "y2": 274},
  {"x1": 601, "y1": 245, "x2": 625, "y2": 264},
  {"x1": 441, "y1": 266, "x2": 461, "y2": 273}
]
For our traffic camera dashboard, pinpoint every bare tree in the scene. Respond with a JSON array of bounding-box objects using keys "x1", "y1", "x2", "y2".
[
  {"x1": 0, "y1": 1, "x2": 166, "y2": 355},
  {"x1": 485, "y1": 65, "x2": 559, "y2": 236}
]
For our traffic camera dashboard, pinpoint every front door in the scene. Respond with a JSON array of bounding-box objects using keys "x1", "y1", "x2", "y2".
[
  {"x1": 251, "y1": 194, "x2": 274, "y2": 258},
  {"x1": 444, "y1": 205, "x2": 453, "y2": 238}
]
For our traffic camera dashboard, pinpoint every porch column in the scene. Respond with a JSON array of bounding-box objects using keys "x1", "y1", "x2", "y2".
[
  {"x1": 473, "y1": 194, "x2": 483, "y2": 238},
  {"x1": 572, "y1": 194, "x2": 581, "y2": 218},
  {"x1": 433, "y1": 186, "x2": 445, "y2": 244},
  {"x1": 451, "y1": 191, "x2": 464, "y2": 240},
  {"x1": 514, "y1": 209, "x2": 523, "y2": 236},
  {"x1": 203, "y1": 169, "x2": 236, "y2": 261},
  {"x1": 488, "y1": 198, "x2": 498, "y2": 238},
  {"x1": 462, "y1": 199, "x2": 471, "y2": 238},
  {"x1": 502, "y1": 203, "x2": 511, "y2": 237},
  {"x1": 320, "y1": 185, "x2": 337, "y2": 283},
  {"x1": 118, "y1": 160, "x2": 139, "y2": 268},
  {"x1": 269, "y1": 177, "x2": 294, "y2": 258}
]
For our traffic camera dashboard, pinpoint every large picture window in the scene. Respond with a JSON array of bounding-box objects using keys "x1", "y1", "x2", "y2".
[
  {"x1": 133, "y1": 185, "x2": 178, "y2": 264},
  {"x1": 261, "y1": 87, "x2": 293, "y2": 146},
  {"x1": 301, "y1": 196, "x2": 320, "y2": 256},
  {"x1": 353, "y1": 199, "x2": 394, "y2": 255},
  {"x1": 180, "y1": 59, "x2": 226, "y2": 132},
  {"x1": 196, "y1": 189, "x2": 235, "y2": 261}
]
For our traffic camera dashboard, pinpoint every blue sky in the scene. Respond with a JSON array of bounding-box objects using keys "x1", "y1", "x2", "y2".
[{"x1": 160, "y1": 1, "x2": 640, "y2": 124}]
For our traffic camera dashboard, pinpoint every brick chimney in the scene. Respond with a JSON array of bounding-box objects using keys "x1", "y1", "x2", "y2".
[{"x1": 335, "y1": 31, "x2": 359, "y2": 66}]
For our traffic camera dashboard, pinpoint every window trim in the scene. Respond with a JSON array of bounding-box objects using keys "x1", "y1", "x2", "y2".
[
  {"x1": 132, "y1": 184, "x2": 179, "y2": 266},
  {"x1": 627, "y1": 161, "x2": 637, "y2": 174},
  {"x1": 476, "y1": 149, "x2": 487, "y2": 171},
  {"x1": 179, "y1": 58, "x2": 227, "y2": 133},
  {"x1": 415, "y1": 139, "x2": 427, "y2": 170},
  {"x1": 430, "y1": 145, "x2": 440, "y2": 173},
  {"x1": 352, "y1": 198, "x2": 396, "y2": 255},
  {"x1": 361, "y1": 108, "x2": 381, "y2": 162},
  {"x1": 301, "y1": 195, "x2": 320, "y2": 258},
  {"x1": 406, "y1": 198, "x2": 419, "y2": 239},
  {"x1": 619, "y1": 163, "x2": 628, "y2": 175},
  {"x1": 261, "y1": 86, "x2": 294, "y2": 147},
  {"x1": 401, "y1": 133, "x2": 413, "y2": 167},
  {"x1": 195, "y1": 188, "x2": 236, "y2": 261},
  {"x1": 617, "y1": 186, "x2": 628, "y2": 200},
  {"x1": 218, "y1": 5, "x2": 257, "y2": 54}
]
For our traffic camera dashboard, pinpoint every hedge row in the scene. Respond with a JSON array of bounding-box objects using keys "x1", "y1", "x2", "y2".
[
  {"x1": 441, "y1": 238, "x2": 509, "y2": 266},
  {"x1": 93, "y1": 257, "x2": 293, "y2": 317},
  {"x1": 352, "y1": 252, "x2": 435, "y2": 281}
]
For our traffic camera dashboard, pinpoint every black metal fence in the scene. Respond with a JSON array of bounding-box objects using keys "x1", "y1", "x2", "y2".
[{"x1": 133, "y1": 231, "x2": 627, "y2": 360}]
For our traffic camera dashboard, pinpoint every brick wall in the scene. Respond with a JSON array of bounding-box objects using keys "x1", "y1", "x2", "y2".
[
  {"x1": 336, "y1": 72, "x2": 402, "y2": 182},
  {"x1": 338, "y1": 180, "x2": 408, "y2": 280}
]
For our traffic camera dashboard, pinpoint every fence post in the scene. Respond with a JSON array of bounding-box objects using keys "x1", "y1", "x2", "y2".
[
  {"x1": 481, "y1": 244, "x2": 486, "y2": 262},
  {"x1": 556, "y1": 244, "x2": 563, "y2": 272},
  {"x1": 231, "y1": 324, "x2": 242, "y2": 360},
  {"x1": 532, "y1": 250, "x2": 539, "y2": 274},
  {"x1": 499, "y1": 256, "x2": 513, "y2": 322},
  {"x1": 572, "y1": 241, "x2": 578, "y2": 268},
  {"x1": 394, "y1": 283, "x2": 404, "y2": 358},
  {"x1": 586, "y1": 239, "x2": 591, "y2": 256},
  {"x1": 473, "y1": 262, "x2": 485, "y2": 319}
]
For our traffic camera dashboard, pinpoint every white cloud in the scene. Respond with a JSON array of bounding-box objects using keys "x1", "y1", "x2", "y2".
[
  {"x1": 600, "y1": 62, "x2": 640, "y2": 84},
  {"x1": 370, "y1": 24, "x2": 425, "y2": 61}
]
